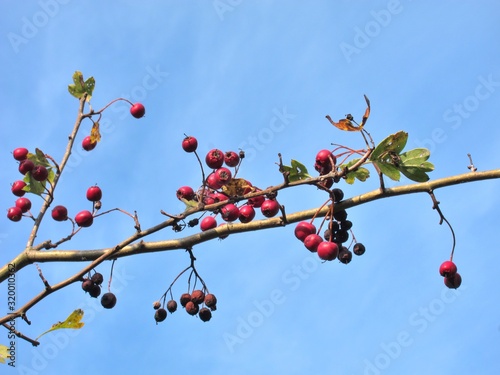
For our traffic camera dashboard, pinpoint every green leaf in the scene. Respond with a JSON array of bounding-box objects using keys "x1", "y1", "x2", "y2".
[
  {"x1": 340, "y1": 158, "x2": 370, "y2": 184},
  {"x1": 373, "y1": 160, "x2": 401, "y2": 181},
  {"x1": 68, "y1": 71, "x2": 95, "y2": 101},
  {"x1": 399, "y1": 166, "x2": 430, "y2": 182},
  {"x1": 399, "y1": 148, "x2": 430, "y2": 166},
  {"x1": 36, "y1": 309, "x2": 85, "y2": 340},
  {"x1": 282, "y1": 159, "x2": 311, "y2": 182},
  {"x1": 23, "y1": 173, "x2": 46, "y2": 196},
  {"x1": 370, "y1": 131, "x2": 408, "y2": 161}
]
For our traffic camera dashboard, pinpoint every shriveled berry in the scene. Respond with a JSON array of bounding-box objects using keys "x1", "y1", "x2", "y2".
[
  {"x1": 191, "y1": 290, "x2": 205, "y2": 304},
  {"x1": 444, "y1": 273, "x2": 462, "y2": 289},
  {"x1": 101, "y1": 292, "x2": 117, "y2": 309},
  {"x1": 7, "y1": 207, "x2": 23, "y2": 222},
  {"x1": 199, "y1": 307, "x2": 212, "y2": 322},
  {"x1": 15, "y1": 197, "x2": 31, "y2": 213},
  {"x1": 32, "y1": 165, "x2": 48, "y2": 181},
  {"x1": 82, "y1": 279, "x2": 94, "y2": 292},
  {"x1": 51, "y1": 205, "x2": 68, "y2": 221},
  {"x1": 185, "y1": 301, "x2": 199, "y2": 315},
  {"x1": 13, "y1": 147, "x2": 29, "y2": 161},
  {"x1": 182, "y1": 136, "x2": 198, "y2": 153},
  {"x1": 91, "y1": 272, "x2": 104, "y2": 285},
  {"x1": 294, "y1": 222, "x2": 316, "y2": 242},
  {"x1": 166, "y1": 300, "x2": 178, "y2": 313},
  {"x1": 304, "y1": 234, "x2": 322, "y2": 252},
  {"x1": 353, "y1": 243, "x2": 366, "y2": 256},
  {"x1": 338, "y1": 248, "x2": 353, "y2": 264},
  {"x1": 88, "y1": 284, "x2": 101, "y2": 298},
  {"x1": 82, "y1": 136, "x2": 97, "y2": 151},
  {"x1": 130, "y1": 103, "x2": 146, "y2": 118},
  {"x1": 180, "y1": 293, "x2": 192, "y2": 307},
  {"x1": 155, "y1": 308, "x2": 167, "y2": 322},
  {"x1": 11, "y1": 180, "x2": 27, "y2": 197},
  {"x1": 200, "y1": 216, "x2": 217, "y2": 231},
  {"x1": 153, "y1": 301, "x2": 162, "y2": 310}
]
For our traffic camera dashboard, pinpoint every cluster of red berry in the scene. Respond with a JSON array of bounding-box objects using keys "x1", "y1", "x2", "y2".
[
  {"x1": 154, "y1": 290, "x2": 217, "y2": 323},
  {"x1": 178, "y1": 136, "x2": 281, "y2": 231}
]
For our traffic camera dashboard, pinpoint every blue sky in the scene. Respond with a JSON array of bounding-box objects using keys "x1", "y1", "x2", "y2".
[{"x1": 1, "y1": 1, "x2": 500, "y2": 374}]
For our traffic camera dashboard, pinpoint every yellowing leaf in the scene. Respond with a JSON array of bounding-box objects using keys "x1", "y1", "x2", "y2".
[
  {"x1": 90, "y1": 121, "x2": 101, "y2": 143},
  {"x1": 221, "y1": 178, "x2": 254, "y2": 197},
  {"x1": 0, "y1": 344, "x2": 9, "y2": 364},
  {"x1": 36, "y1": 309, "x2": 85, "y2": 340}
]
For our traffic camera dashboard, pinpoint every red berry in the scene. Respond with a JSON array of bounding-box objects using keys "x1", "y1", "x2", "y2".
[
  {"x1": 210, "y1": 192, "x2": 229, "y2": 203},
  {"x1": 317, "y1": 241, "x2": 339, "y2": 261},
  {"x1": 294, "y1": 222, "x2": 317, "y2": 242},
  {"x1": 315, "y1": 149, "x2": 336, "y2": 175},
  {"x1": 82, "y1": 136, "x2": 97, "y2": 151},
  {"x1": 11, "y1": 180, "x2": 27, "y2": 197},
  {"x1": 13, "y1": 148, "x2": 29, "y2": 161},
  {"x1": 220, "y1": 203, "x2": 240, "y2": 222},
  {"x1": 182, "y1": 136, "x2": 198, "y2": 153},
  {"x1": 304, "y1": 234, "x2": 322, "y2": 252},
  {"x1": 444, "y1": 273, "x2": 462, "y2": 289},
  {"x1": 439, "y1": 260, "x2": 457, "y2": 278},
  {"x1": 86, "y1": 186, "x2": 102, "y2": 201},
  {"x1": 75, "y1": 210, "x2": 93, "y2": 227},
  {"x1": 166, "y1": 300, "x2": 178, "y2": 313},
  {"x1": 260, "y1": 199, "x2": 280, "y2": 218},
  {"x1": 248, "y1": 194, "x2": 265, "y2": 208},
  {"x1": 18, "y1": 159, "x2": 34, "y2": 175},
  {"x1": 180, "y1": 293, "x2": 192, "y2": 307},
  {"x1": 185, "y1": 301, "x2": 199, "y2": 316},
  {"x1": 15, "y1": 197, "x2": 31, "y2": 213},
  {"x1": 191, "y1": 290, "x2": 205, "y2": 304},
  {"x1": 239, "y1": 205, "x2": 256, "y2": 223},
  {"x1": 224, "y1": 151, "x2": 240, "y2": 167},
  {"x1": 213, "y1": 167, "x2": 232, "y2": 186},
  {"x1": 7, "y1": 207, "x2": 23, "y2": 222},
  {"x1": 52, "y1": 205, "x2": 68, "y2": 221},
  {"x1": 32, "y1": 165, "x2": 48, "y2": 181},
  {"x1": 200, "y1": 216, "x2": 217, "y2": 231},
  {"x1": 130, "y1": 103, "x2": 145, "y2": 118},
  {"x1": 206, "y1": 172, "x2": 223, "y2": 190},
  {"x1": 204, "y1": 293, "x2": 217, "y2": 309},
  {"x1": 205, "y1": 149, "x2": 224, "y2": 169},
  {"x1": 176, "y1": 186, "x2": 195, "y2": 201}
]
